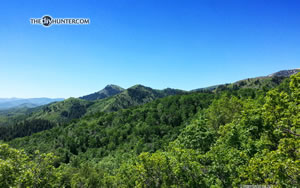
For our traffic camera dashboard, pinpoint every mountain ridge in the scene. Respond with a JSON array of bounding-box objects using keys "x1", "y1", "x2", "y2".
[
  {"x1": 0, "y1": 85, "x2": 186, "y2": 126},
  {"x1": 0, "y1": 69, "x2": 297, "y2": 127},
  {"x1": 267, "y1": 68, "x2": 300, "y2": 77},
  {"x1": 79, "y1": 84, "x2": 125, "y2": 101},
  {"x1": 0, "y1": 98, "x2": 64, "y2": 110},
  {"x1": 193, "y1": 68, "x2": 300, "y2": 92}
]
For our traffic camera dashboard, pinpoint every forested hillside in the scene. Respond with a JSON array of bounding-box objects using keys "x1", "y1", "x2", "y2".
[
  {"x1": 0, "y1": 85, "x2": 184, "y2": 141},
  {"x1": 0, "y1": 72, "x2": 299, "y2": 187}
]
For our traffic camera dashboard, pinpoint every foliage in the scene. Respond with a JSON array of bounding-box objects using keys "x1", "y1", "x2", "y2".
[
  {"x1": 0, "y1": 73, "x2": 299, "y2": 187},
  {"x1": 0, "y1": 119, "x2": 55, "y2": 141},
  {"x1": 0, "y1": 144, "x2": 61, "y2": 188}
]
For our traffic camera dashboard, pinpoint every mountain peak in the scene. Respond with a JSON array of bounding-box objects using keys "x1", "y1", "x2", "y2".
[
  {"x1": 80, "y1": 85, "x2": 124, "y2": 101},
  {"x1": 104, "y1": 84, "x2": 121, "y2": 89}
]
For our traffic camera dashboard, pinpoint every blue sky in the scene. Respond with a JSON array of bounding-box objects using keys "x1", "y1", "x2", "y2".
[{"x1": 0, "y1": 0, "x2": 299, "y2": 98}]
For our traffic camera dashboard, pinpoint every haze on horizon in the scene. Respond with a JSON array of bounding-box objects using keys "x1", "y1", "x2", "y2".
[{"x1": 0, "y1": 0, "x2": 299, "y2": 98}]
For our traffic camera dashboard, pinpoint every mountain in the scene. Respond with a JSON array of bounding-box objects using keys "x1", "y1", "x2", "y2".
[
  {"x1": 229, "y1": 68, "x2": 300, "y2": 90},
  {"x1": 27, "y1": 85, "x2": 185, "y2": 123},
  {"x1": 193, "y1": 69, "x2": 300, "y2": 92},
  {"x1": 2, "y1": 68, "x2": 295, "y2": 128},
  {"x1": 85, "y1": 84, "x2": 186, "y2": 114},
  {"x1": 0, "y1": 98, "x2": 64, "y2": 110},
  {"x1": 1, "y1": 69, "x2": 297, "y2": 127},
  {"x1": 267, "y1": 69, "x2": 300, "y2": 77},
  {"x1": 0, "y1": 85, "x2": 185, "y2": 127},
  {"x1": 80, "y1": 84, "x2": 125, "y2": 101}
]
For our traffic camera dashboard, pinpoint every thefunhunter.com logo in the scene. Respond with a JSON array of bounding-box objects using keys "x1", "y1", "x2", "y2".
[{"x1": 30, "y1": 15, "x2": 90, "y2": 27}]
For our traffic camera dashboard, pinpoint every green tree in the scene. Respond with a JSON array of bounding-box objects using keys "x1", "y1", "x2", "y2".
[{"x1": 0, "y1": 144, "x2": 61, "y2": 188}]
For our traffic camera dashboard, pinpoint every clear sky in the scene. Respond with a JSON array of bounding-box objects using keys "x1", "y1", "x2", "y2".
[{"x1": 0, "y1": 0, "x2": 299, "y2": 98}]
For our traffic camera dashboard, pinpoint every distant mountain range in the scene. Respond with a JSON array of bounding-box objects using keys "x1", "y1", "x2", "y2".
[
  {"x1": 0, "y1": 69, "x2": 298, "y2": 125},
  {"x1": 0, "y1": 68, "x2": 299, "y2": 141},
  {"x1": 0, "y1": 98, "x2": 64, "y2": 110}
]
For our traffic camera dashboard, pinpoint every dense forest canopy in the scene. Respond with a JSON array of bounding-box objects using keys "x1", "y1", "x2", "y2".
[{"x1": 0, "y1": 72, "x2": 299, "y2": 187}]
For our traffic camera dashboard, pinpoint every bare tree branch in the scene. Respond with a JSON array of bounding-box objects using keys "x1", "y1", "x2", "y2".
[{"x1": 283, "y1": 128, "x2": 300, "y2": 137}]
